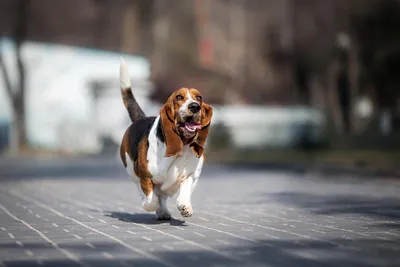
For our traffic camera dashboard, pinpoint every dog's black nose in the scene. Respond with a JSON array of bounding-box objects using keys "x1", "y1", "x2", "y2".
[{"x1": 188, "y1": 102, "x2": 201, "y2": 113}]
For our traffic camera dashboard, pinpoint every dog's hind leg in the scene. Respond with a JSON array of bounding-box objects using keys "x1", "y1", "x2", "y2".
[{"x1": 136, "y1": 178, "x2": 160, "y2": 212}]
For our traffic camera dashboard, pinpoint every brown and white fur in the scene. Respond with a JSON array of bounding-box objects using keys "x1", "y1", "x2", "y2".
[{"x1": 119, "y1": 59, "x2": 213, "y2": 220}]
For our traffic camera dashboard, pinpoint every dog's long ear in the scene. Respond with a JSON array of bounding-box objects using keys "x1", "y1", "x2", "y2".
[
  {"x1": 191, "y1": 103, "x2": 213, "y2": 158},
  {"x1": 160, "y1": 101, "x2": 183, "y2": 157}
]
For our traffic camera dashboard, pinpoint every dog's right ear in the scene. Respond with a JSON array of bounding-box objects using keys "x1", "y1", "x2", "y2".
[
  {"x1": 190, "y1": 103, "x2": 213, "y2": 158},
  {"x1": 160, "y1": 100, "x2": 183, "y2": 157}
]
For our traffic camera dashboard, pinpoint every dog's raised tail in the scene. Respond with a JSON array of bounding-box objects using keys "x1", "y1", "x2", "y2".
[{"x1": 120, "y1": 58, "x2": 146, "y2": 123}]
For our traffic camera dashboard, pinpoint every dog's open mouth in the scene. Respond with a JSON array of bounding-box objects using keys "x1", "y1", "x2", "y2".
[
  {"x1": 184, "y1": 122, "x2": 202, "y2": 133},
  {"x1": 178, "y1": 116, "x2": 201, "y2": 134}
]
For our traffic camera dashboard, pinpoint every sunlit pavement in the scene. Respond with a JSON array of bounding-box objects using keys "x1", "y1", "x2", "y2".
[{"x1": 0, "y1": 155, "x2": 399, "y2": 267}]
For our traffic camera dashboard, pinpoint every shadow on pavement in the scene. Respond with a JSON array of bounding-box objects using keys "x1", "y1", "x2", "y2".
[
  {"x1": 103, "y1": 211, "x2": 187, "y2": 226},
  {"x1": 1, "y1": 238, "x2": 398, "y2": 267},
  {"x1": 271, "y1": 192, "x2": 400, "y2": 221}
]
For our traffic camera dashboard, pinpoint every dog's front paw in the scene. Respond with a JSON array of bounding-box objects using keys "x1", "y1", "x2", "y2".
[
  {"x1": 156, "y1": 209, "x2": 172, "y2": 221},
  {"x1": 177, "y1": 203, "x2": 193, "y2": 217}
]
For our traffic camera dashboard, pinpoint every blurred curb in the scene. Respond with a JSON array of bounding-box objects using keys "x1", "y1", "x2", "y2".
[
  {"x1": 216, "y1": 161, "x2": 400, "y2": 179},
  {"x1": 205, "y1": 149, "x2": 400, "y2": 179},
  {"x1": 1, "y1": 151, "x2": 399, "y2": 180}
]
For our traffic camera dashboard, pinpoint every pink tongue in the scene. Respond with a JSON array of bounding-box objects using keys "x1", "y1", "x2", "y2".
[{"x1": 184, "y1": 122, "x2": 201, "y2": 131}]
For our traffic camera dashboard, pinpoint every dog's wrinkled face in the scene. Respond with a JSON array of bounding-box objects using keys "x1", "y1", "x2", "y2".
[
  {"x1": 170, "y1": 88, "x2": 203, "y2": 139},
  {"x1": 161, "y1": 87, "x2": 213, "y2": 157}
]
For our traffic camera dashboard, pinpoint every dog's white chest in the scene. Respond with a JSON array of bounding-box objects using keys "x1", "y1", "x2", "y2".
[
  {"x1": 149, "y1": 145, "x2": 201, "y2": 195},
  {"x1": 146, "y1": 117, "x2": 203, "y2": 195}
]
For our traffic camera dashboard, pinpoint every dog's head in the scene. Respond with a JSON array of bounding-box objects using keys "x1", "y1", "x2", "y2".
[{"x1": 160, "y1": 88, "x2": 213, "y2": 158}]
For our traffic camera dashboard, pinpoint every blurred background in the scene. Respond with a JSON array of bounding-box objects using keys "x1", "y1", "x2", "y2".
[{"x1": 0, "y1": 0, "x2": 399, "y2": 172}]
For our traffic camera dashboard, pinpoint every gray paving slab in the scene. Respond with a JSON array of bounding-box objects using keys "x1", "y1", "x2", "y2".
[{"x1": 0, "y1": 156, "x2": 399, "y2": 267}]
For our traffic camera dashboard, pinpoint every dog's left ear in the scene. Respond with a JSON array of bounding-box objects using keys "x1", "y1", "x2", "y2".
[
  {"x1": 160, "y1": 101, "x2": 183, "y2": 157},
  {"x1": 191, "y1": 103, "x2": 213, "y2": 157}
]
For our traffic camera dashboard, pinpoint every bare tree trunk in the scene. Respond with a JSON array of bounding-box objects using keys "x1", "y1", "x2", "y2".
[
  {"x1": 348, "y1": 42, "x2": 360, "y2": 133},
  {"x1": 121, "y1": 2, "x2": 138, "y2": 54},
  {"x1": 151, "y1": 0, "x2": 170, "y2": 79},
  {"x1": 0, "y1": 0, "x2": 29, "y2": 153},
  {"x1": 0, "y1": 49, "x2": 27, "y2": 153},
  {"x1": 0, "y1": 54, "x2": 17, "y2": 153},
  {"x1": 13, "y1": 0, "x2": 28, "y2": 151},
  {"x1": 228, "y1": 0, "x2": 246, "y2": 104},
  {"x1": 327, "y1": 60, "x2": 344, "y2": 133},
  {"x1": 12, "y1": 95, "x2": 26, "y2": 151}
]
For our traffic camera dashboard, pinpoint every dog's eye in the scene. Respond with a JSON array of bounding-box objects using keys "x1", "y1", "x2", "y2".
[
  {"x1": 176, "y1": 95, "x2": 184, "y2": 101},
  {"x1": 196, "y1": 96, "x2": 202, "y2": 102}
]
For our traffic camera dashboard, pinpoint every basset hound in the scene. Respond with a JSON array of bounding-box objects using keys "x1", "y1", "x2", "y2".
[{"x1": 119, "y1": 59, "x2": 213, "y2": 220}]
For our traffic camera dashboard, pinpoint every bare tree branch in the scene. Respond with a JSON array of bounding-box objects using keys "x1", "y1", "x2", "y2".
[{"x1": 0, "y1": 52, "x2": 14, "y2": 101}]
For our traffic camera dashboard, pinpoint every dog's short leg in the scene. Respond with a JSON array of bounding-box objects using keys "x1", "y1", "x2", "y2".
[
  {"x1": 190, "y1": 176, "x2": 199, "y2": 195},
  {"x1": 136, "y1": 178, "x2": 160, "y2": 212},
  {"x1": 156, "y1": 195, "x2": 171, "y2": 220},
  {"x1": 176, "y1": 176, "x2": 195, "y2": 217}
]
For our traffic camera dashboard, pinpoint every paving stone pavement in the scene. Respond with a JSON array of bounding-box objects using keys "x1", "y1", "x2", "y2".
[{"x1": 0, "y1": 156, "x2": 399, "y2": 267}]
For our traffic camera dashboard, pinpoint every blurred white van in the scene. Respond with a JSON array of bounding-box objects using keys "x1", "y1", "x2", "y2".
[{"x1": 0, "y1": 39, "x2": 154, "y2": 153}]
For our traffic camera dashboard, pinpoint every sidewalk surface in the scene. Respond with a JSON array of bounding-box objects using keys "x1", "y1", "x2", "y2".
[{"x1": 0, "y1": 155, "x2": 399, "y2": 267}]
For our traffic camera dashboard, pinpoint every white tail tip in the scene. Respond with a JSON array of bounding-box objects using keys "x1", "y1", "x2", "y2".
[{"x1": 120, "y1": 57, "x2": 131, "y2": 90}]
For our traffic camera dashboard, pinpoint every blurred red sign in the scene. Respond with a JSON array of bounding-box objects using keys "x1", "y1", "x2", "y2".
[{"x1": 199, "y1": 38, "x2": 213, "y2": 66}]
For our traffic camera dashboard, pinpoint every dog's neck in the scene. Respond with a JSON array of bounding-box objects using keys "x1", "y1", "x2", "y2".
[{"x1": 180, "y1": 135, "x2": 196, "y2": 146}]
